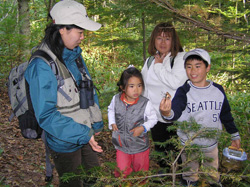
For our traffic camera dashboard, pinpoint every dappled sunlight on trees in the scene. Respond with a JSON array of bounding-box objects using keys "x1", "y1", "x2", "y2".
[{"x1": 0, "y1": 0, "x2": 249, "y2": 186}]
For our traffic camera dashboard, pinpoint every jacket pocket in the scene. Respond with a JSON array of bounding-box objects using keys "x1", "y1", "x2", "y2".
[{"x1": 112, "y1": 131, "x2": 123, "y2": 148}]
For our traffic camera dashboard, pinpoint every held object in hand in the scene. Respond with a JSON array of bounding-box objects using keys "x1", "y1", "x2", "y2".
[
  {"x1": 165, "y1": 92, "x2": 171, "y2": 99},
  {"x1": 221, "y1": 146, "x2": 247, "y2": 172},
  {"x1": 223, "y1": 146, "x2": 247, "y2": 161}
]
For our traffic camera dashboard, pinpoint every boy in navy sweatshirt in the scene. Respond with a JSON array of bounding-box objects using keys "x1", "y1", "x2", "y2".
[{"x1": 160, "y1": 48, "x2": 241, "y2": 187}]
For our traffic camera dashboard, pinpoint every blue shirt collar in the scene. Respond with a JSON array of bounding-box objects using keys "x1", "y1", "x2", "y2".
[{"x1": 62, "y1": 46, "x2": 82, "y2": 64}]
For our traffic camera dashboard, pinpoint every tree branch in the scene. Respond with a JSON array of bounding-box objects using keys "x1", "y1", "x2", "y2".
[{"x1": 152, "y1": 0, "x2": 250, "y2": 43}]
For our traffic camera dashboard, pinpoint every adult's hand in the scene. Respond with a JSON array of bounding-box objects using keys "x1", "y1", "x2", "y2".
[
  {"x1": 154, "y1": 53, "x2": 166, "y2": 64},
  {"x1": 89, "y1": 136, "x2": 103, "y2": 152},
  {"x1": 95, "y1": 132, "x2": 101, "y2": 136}
]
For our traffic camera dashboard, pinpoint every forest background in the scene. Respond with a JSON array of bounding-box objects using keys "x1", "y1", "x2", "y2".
[{"x1": 0, "y1": 0, "x2": 250, "y2": 186}]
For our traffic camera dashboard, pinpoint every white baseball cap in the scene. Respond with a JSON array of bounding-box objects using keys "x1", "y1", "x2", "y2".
[
  {"x1": 183, "y1": 48, "x2": 211, "y2": 64},
  {"x1": 50, "y1": 0, "x2": 101, "y2": 31}
]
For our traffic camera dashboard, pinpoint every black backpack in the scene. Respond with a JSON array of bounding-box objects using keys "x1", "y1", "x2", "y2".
[
  {"x1": 7, "y1": 50, "x2": 61, "y2": 181},
  {"x1": 7, "y1": 50, "x2": 60, "y2": 139}
]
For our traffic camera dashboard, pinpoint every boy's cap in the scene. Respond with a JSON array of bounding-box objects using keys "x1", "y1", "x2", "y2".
[
  {"x1": 183, "y1": 48, "x2": 211, "y2": 64},
  {"x1": 50, "y1": 0, "x2": 101, "y2": 31}
]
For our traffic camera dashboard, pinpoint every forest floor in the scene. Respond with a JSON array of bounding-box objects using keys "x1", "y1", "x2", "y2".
[
  {"x1": 0, "y1": 77, "x2": 117, "y2": 187},
  {"x1": 0, "y1": 78, "x2": 160, "y2": 187}
]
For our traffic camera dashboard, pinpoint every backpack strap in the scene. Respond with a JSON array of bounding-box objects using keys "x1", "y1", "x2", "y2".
[
  {"x1": 147, "y1": 56, "x2": 155, "y2": 69},
  {"x1": 75, "y1": 56, "x2": 100, "y2": 94},
  {"x1": 31, "y1": 50, "x2": 72, "y2": 102},
  {"x1": 41, "y1": 131, "x2": 54, "y2": 181},
  {"x1": 8, "y1": 96, "x2": 27, "y2": 121},
  {"x1": 32, "y1": 50, "x2": 58, "y2": 75},
  {"x1": 9, "y1": 51, "x2": 72, "y2": 121},
  {"x1": 75, "y1": 56, "x2": 87, "y2": 77},
  {"x1": 170, "y1": 56, "x2": 176, "y2": 69}
]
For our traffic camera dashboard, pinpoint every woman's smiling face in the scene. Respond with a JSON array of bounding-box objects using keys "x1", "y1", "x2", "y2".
[{"x1": 154, "y1": 32, "x2": 172, "y2": 55}]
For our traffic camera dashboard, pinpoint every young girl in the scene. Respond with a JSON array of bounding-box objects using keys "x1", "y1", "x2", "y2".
[{"x1": 108, "y1": 66, "x2": 157, "y2": 178}]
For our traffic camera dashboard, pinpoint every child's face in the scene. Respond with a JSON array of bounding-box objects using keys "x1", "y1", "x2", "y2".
[
  {"x1": 185, "y1": 59, "x2": 211, "y2": 87},
  {"x1": 123, "y1": 76, "x2": 143, "y2": 102}
]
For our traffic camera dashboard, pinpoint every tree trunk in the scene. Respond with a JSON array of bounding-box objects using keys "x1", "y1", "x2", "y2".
[
  {"x1": 44, "y1": 0, "x2": 57, "y2": 21},
  {"x1": 142, "y1": 12, "x2": 146, "y2": 62},
  {"x1": 17, "y1": 0, "x2": 30, "y2": 58}
]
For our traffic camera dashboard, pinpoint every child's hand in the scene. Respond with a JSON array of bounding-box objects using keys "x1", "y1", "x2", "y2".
[
  {"x1": 112, "y1": 124, "x2": 118, "y2": 131},
  {"x1": 159, "y1": 93, "x2": 172, "y2": 117},
  {"x1": 130, "y1": 126, "x2": 144, "y2": 137},
  {"x1": 231, "y1": 139, "x2": 241, "y2": 149}
]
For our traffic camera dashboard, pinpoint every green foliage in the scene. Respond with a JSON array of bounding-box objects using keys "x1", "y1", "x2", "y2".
[
  {"x1": 81, "y1": 45, "x2": 128, "y2": 112},
  {"x1": 0, "y1": 0, "x2": 19, "y2": 75},
  {"x1": 60, "y1": 162, "x2": 181, "y2": 186},
  {"x1": 1, "y1": 0, "x2": 250, "y2": 93},
  {"x1": 0, "y1": 0, "x2": 49, "y2": 76},
  {"x1": 29, "y1": 0, "x2": 49, "y2": 46},
  {"x1": 227, "y1": 92, "x2": 250, "y2": 153},
  {"x1": 0, "y1": 176, "x2": 9, "y2": 187},
  {"x1": 60, "y1": 112, "x2": 249, "y2": 186},
  {"x1": 0, "y1": 0, "x2": 250, "y2": 185},
  {"x1": 0, "y1": 147, "x2": 3, "y2": 156},
  {"x1": 176, "y1": 118, "x2": 221, "y2": 140}
]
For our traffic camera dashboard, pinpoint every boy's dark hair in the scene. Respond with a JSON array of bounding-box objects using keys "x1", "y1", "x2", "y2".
[
  {"x1": 148, "y1": 22, "x2": 183, "y2": 57},
  {"x1": 41, "y1": 22, "x2": 83, "y2": 63},
  {"x1": 117, "y1": 67, "x2": 144, "y2": 92},
  {"x1": 184, "y1": 55, "x2": 209, "y2": 68}
]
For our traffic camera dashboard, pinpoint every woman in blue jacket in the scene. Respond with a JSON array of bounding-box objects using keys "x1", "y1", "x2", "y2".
[{"x1": 25, "y1": 1, "x2": 103, "y2": 186}]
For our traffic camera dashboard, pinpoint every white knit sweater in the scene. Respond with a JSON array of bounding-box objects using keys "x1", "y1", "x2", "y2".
[{"x1": 141, "y1": 52, "x2": 188, "y2": 122}]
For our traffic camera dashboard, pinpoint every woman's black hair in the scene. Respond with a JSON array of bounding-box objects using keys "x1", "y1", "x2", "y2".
[
  {"x1": 184, "y1": 55, "x2": 209, "y2": 67},
  {"x1": 117, "y1": 67, "x2": 144, "y2": 92},
  {"x1": 41, "y1": 22, "x2": 83, "y2": 63}
]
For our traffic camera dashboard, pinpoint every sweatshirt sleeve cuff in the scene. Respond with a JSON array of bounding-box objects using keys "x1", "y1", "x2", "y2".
[
  {"x1": 231, "y1": 132, "x2": 240, "y2": 140},
  {"x1": 142, "y1": 125, "x2": 147, "y2": 133},
  {"x1": 162, "y1": 110, "x2": 174, "y2": 121}
]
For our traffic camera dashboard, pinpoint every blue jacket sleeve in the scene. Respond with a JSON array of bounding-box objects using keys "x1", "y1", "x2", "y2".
[{"x1": 24, "y1": 58, "x2": 93, "y2": 145}]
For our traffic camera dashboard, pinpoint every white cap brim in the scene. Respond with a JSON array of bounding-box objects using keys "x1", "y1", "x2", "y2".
[
  {"x1": 50, "y1": 0, "x2": 101, "y2": 31},
  {"x1": 183, "y1": 48, "x2": 211, "y2": 64}
]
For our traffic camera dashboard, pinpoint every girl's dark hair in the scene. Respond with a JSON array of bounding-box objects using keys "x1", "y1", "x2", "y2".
[
  {"x1": 41, "y1": 22, "x2": 83, "y2": 63},
  {"x1": 148, "y1": 22, "x2": 183, "y2": 57},
  {"x1": 117, "y1": 67, "x2": 144, "y2": 92},
  {"x1": 184, "y1": 55, "x2": 209, "y2": 67}
]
